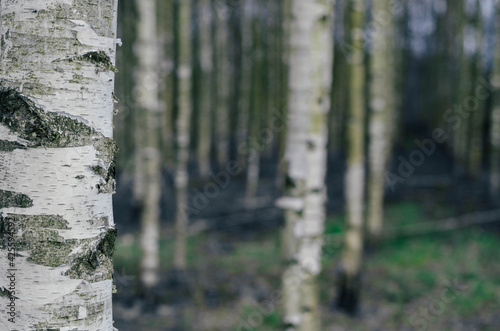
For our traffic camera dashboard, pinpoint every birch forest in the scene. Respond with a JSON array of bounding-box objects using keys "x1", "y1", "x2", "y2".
[{"x1": 1, "y1": 0, "x2": 500, "y2": 330}]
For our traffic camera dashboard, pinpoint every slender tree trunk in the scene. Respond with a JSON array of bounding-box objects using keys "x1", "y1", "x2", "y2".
[
  {"x1": 115, "y1": 0, "x2": 138, "y2": 173},
  {"x1": 260, "y1": 0, "x2": 272, "y2": 159},
  {"x1": 366, "y1": 0, "x2": 395, "y2": 239},
  {"x1": 237, "y1": 0, "x2": 253, "y2": 169},
  {"x1": 158, "y1": 0, "x2": 175, "y2": 171},
  {"x1": 329, "y1": 45, "x2": 347, "y2": 153},
  {"x1": 246, "y1": 0, "x2": 264, "y2": 198},
  {"x1": 490, "y1": 3, "x2": 500, "y2": 203},
  {"x1": 133, "y1": 0, "x2": 147, "y2": 205},
  {"x1": 0, "y1": 1, "x2": 118, "y2": 329},
  {"x1": 458, "y1": 0, "x2": 479, "y2": 174},
  {"x1": 229, "y1": 1, "x2": 242, "y2": 163},
  {"x1": 136, "y1": 0, "x2": 161, "y2": 291},
  {"x1": 337, "y1": 0, "x2": 366, "y2": 314},
  {"x1": 215, "y1": 3, "x2": 230, "y2": 168},
  {"x1": 275, "y1": 0, "x2": 291, "y2": 190},
  {"x1": 174, "y1": 0, "x2": 192, "y2": 270},
  {"x1": 328, "y1": 0, "x2": 350, "y2": 153},
  {"x1": 210, "y1": 0, "x2": 219, "y2": 167},
  {"x1": 279, "y1": 1, "x2": 333, "y2": 329},
  {"x1": 134, "y1": 94, "x2": 146, "y2": 205},
  {"x1": 197, "y1": 0, "x2": 213, "y2": 178},
  {"x1": 452, "y1": 0, "x2": 466, "y2": 173},
  {"x1": 190, "y1": 0, "x2": 201, "y2": 167},
  {"x1": 467, "y1": 0, "x2": 483, "y2": 178}
]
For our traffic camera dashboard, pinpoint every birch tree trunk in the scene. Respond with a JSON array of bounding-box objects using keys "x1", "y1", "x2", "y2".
[
  {"x1": 158, "y1": 0, "x2": 175, "y2": 171},
  {"x1": 215, "y1": 2, "x2": 230, "y2": 168},
  {"x1": 173, "y1": 0, "x2": 192, "y2": 270},
  {"x1": 0, "y1": 1, "x2": 118, "y2": 329},
  {"x1": 246, "y1": 0, "x2": 263, "y2": 199},
  {"x1": 237, "y1": 0, "x2": 253, "y2": 170},
  {"x1": 136, "y1": 0, "x2": 161, "y2": 290},
  {"x1": 466, "y1": 0, "x2": 483, "y2": 178},
  {"x1": 453, "y1": 0, "x2": 467, "y2": 172},
  {"x1": 337, "y1": 0, "x2": 366, "y2": 314},
  {"x1": 458, "y1": 0, "x2": 479, "y2": 174},
  {"x1": 279, "y1": 1, "x2": 333, "y2": 329},
  {"x1": 228, "y1": 0, "x2": 242, "y2": 163},
  {"x1": 490, "y1": 2, "x2": 500, "y2": 203},
  {"x1": 275, "y1": 0, "x2": 291, "y2": 190},
  {"x1": 328, "y1": 0, "x2": 347, "y2": 153},
  {"x1": 366, "y1": 0, "x2": 395, "y2": 239},
  {"x1": 197, "y1": 0, "x2": 213, "y2": 178}
]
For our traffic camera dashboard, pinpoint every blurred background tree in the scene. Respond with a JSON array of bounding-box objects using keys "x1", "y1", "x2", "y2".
[{"x1": 110, "y1": 0, "x2": 500, "y2": 330}]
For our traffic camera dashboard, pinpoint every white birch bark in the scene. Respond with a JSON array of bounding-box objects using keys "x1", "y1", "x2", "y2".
[
  {"x1": 280, "y1": 0, "x2": 333, "y2": 329},
  {"x1": 136, "y1": 0, "x2": 161, "y2": 290},
  {"x1": 0, "y1": 0, "x2": 118, "y2": 329},
  {"x1": 367, "y1": 0, "x2": 395, "y2": 238}
]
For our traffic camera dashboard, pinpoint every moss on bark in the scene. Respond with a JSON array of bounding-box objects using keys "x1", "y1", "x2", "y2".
[
  {"x1": 0, "y1": 89, "x2": 118, "y2": 193},
  {"x1": 64, "y1": 227, "x2": 117, "y2": 282},
  {"x1": 0, "y1": 214, "x2": 116, "y2": 282},
  {"x1": 0, "y1": 189, "x2": 33, "y2": 208},
  {"x1": 0, "y1": 139, "x2": 26, "y2": 152}
]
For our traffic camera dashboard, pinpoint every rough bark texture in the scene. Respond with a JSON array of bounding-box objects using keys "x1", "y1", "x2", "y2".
[
  {"x1": 136, "y1": 0, "x2": 161, "y2": 290},
  {"x1": 337, "y1": 0, "x2": 366, "y2": 314},
  {"x1": 279, "y1": 0, "x2": 333, "y2": 329},
  {"x1": 174, "y1": 0, "x2": 192, "y2": 270},
  {"x1": 367, "y1": 0, "x2": 395, "y2": 238},
  {"x1": 0, "y1": 1, "x2": 118, "y2": 329}
]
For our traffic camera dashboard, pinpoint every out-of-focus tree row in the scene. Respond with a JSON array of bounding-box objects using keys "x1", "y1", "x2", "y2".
[{"x1": 112, "y1": 0, "x2": 500, "y2": 329}]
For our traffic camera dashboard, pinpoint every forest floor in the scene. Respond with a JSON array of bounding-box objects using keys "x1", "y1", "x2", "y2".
[
  {"x1": 112, "y1": 141, "x2": 500, "y2": 330},
  {"x1": 112, "y1": 199, "x2": 500, "y2": 330}
]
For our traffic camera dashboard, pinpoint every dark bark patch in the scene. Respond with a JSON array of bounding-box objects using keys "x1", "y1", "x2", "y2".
[
  {"x1": 0, "y1": 214, "x2": 116, "y2": 282},
  {"x1": 0, "y1": 89, "x2": 93, "y2": 148},
  {"x1": 0, "y1": 140, "x2": 26, "y2": 152},
  {"x1": 0, "y1": 286, "x2": 16, "y2": 300},
  {"x1": 0, "y1": 89, "x2": 118, "y2": 192},
  {"x1": 0, "y1": 189, "x2": 33, "y2": 208},
  {"x1": 64, "y1": 227, "x2": 117, "y2": 282},
  {"x1": 78, "y1": 51, "x2": 118, "y2": 73}
]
